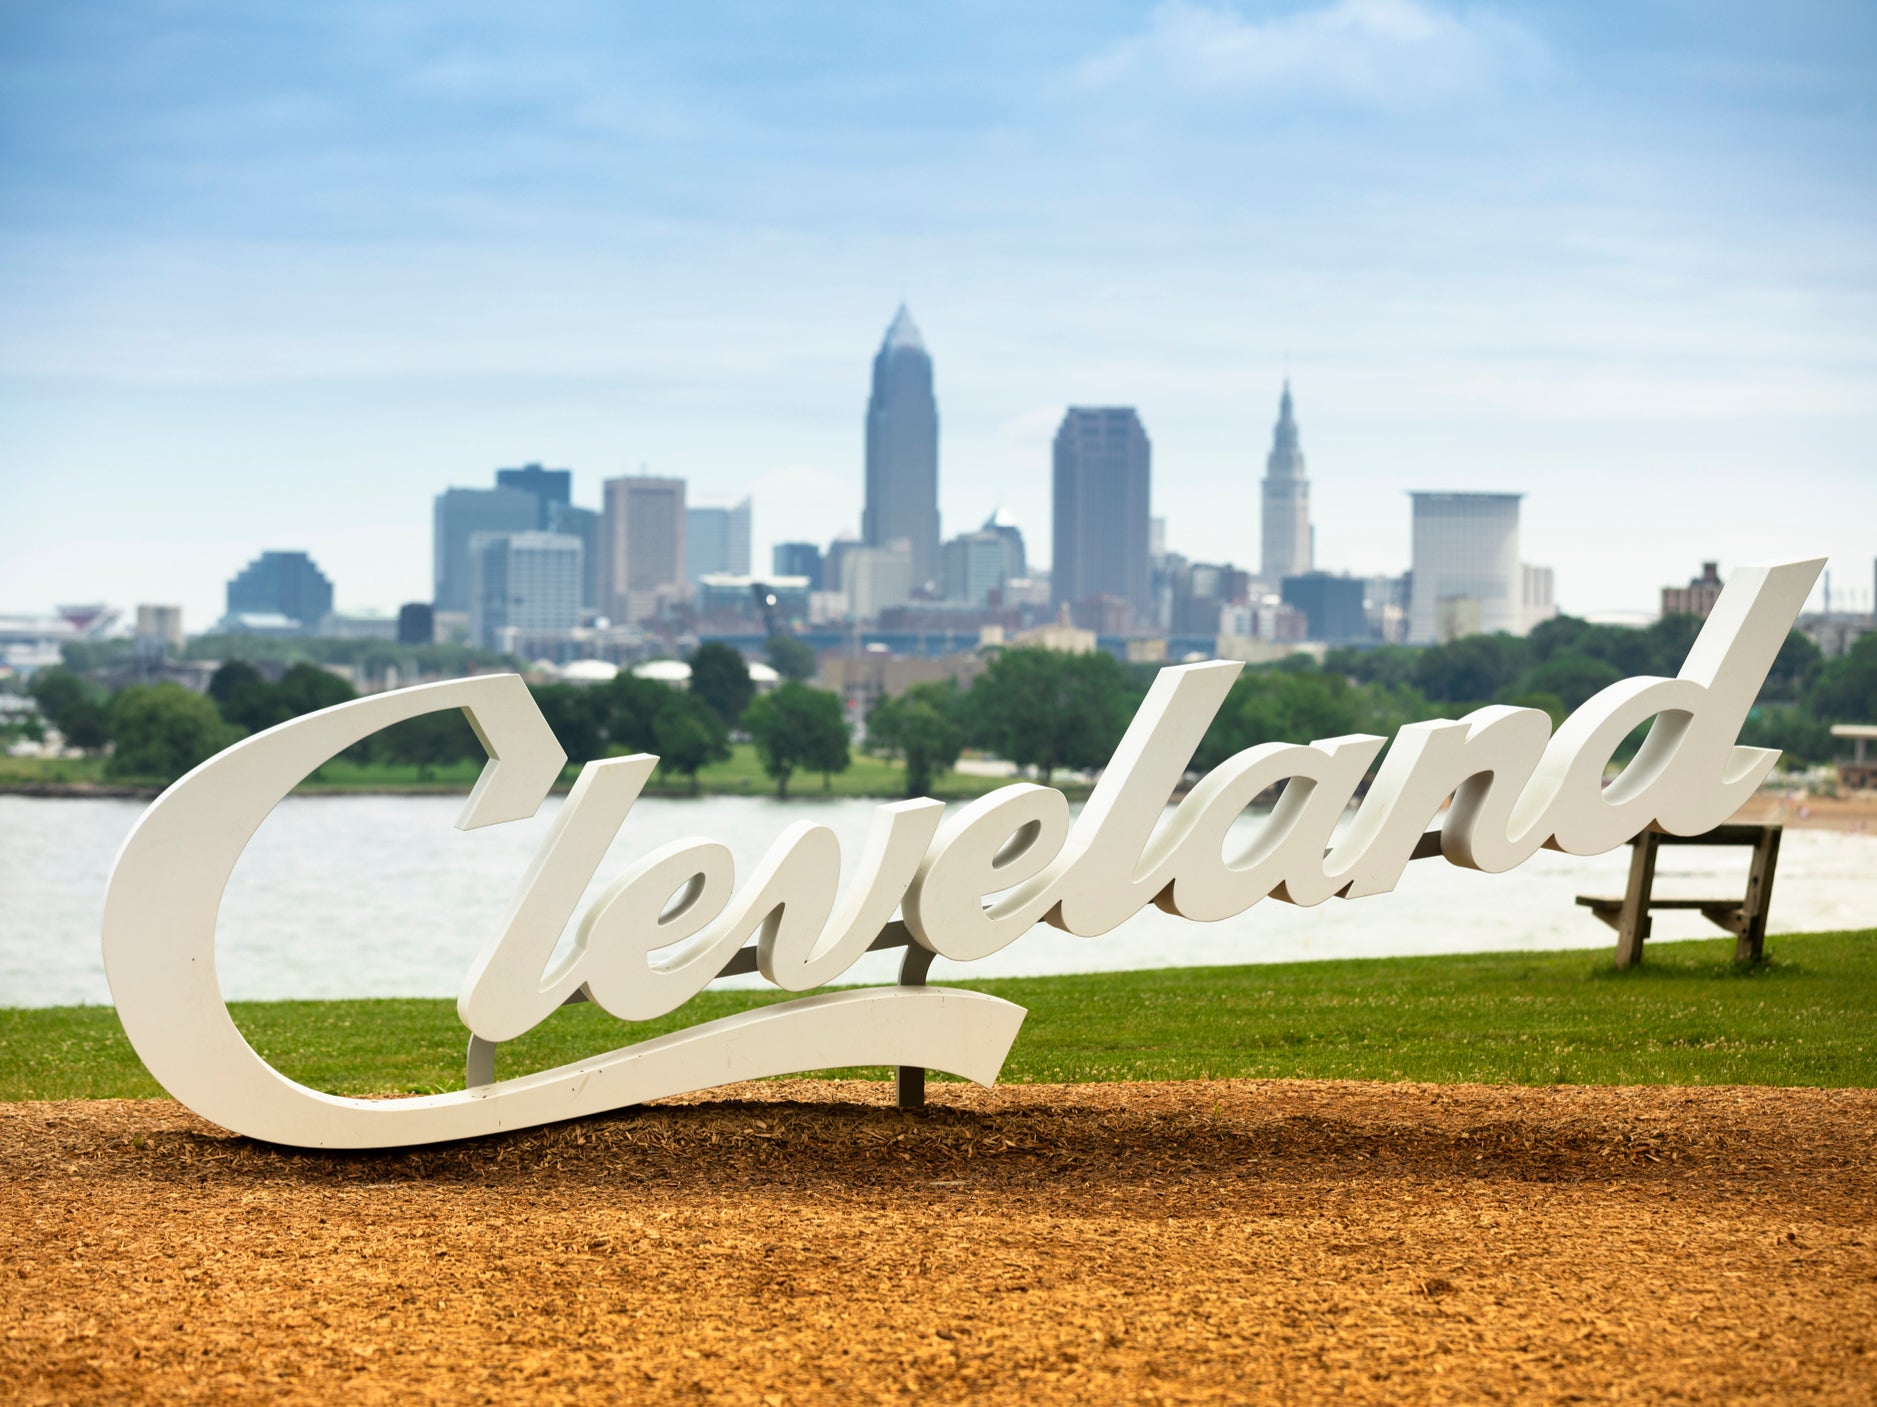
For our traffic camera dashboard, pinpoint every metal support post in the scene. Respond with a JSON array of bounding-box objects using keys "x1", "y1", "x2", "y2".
[{"x1": 895, "y1": 942, "x2": 937, "y2": 1112}]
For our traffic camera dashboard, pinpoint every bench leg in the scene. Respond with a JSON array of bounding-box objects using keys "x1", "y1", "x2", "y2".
[
  {"x1": 1736, "y1": 826, "x2": 1781, "y2": 965},
  {"x1": 1614, "y1": 832, "x2": 1660, "y2": 970}
]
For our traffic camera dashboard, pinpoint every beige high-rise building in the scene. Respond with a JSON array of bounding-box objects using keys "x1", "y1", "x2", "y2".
[
  {"x1": 134, "y1": 604, "x2": 184, "y2": 650},
  {"x1": 1523, "y1": 564, "x2": 1558, "y2": 633},
  {"x1": 1663, "y1": 562, "x2": 1724, "y2": 619},
  {"x1": 1260, "y1": 381, "x2": 1312, "y2": 583},
  {"x1": 601, "y1": 475, "x2": 686, "y2": 624},
  {"x1": 842, "y1": 542, "x2": 915, "y2": 622}
]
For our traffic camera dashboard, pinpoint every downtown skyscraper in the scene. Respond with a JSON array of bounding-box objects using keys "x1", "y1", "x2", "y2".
[
  {"x1": 862, "y1": 304, "x2": 941, "y2": 588},
  {"x1": 1260, "y1": 381, "x2": 1313, "y2": 582},
  {"x1": 602, "y1": 474, "x2": 686, "y2": 624},
  {"x1": 1408, "y1": 492, "x2": 1523, "y2": 643},
  {"x1": 1052, "y1": 407, "x2": 1152, "y2": 627}
]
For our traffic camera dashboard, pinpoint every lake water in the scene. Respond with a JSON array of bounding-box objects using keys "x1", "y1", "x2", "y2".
[{"x1": 3, "y1": 793, "x2": 1874, "y2": 1008}]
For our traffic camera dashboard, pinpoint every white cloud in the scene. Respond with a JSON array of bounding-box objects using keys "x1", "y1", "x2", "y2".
[{"x1": 1078, "y1": 0, "x2": 1547, "y2": 107}]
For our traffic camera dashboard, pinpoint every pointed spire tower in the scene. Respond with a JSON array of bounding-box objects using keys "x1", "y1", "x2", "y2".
[
  {"x1": 863, "y1": 303, "x2": 941, "y2": 587},
  {"x1": 1260, "y1": 379, "x2": 1313, "y2": 581}
]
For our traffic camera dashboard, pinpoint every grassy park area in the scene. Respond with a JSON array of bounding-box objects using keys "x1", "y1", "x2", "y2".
[{"x1": 5, "y1": 930, "x2": 1873, "y2": 1101}]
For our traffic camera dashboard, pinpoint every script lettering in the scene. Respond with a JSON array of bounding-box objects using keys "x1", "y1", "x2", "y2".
[{"x1": 99, "y1": 557, "x2": 1823, "y2": 1149}]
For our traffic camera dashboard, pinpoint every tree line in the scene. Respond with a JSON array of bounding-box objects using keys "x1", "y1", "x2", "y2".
[
  {"x1": 17, "y1": 615, "x2": 1874, "y2": 793},
  {"x1": 1323, "y1": 613, "x2": 1871, "y2": 763},
  {"x1": 18, "y1": 641, "x2": 849, "y2": 794},
  {"x1": 861, "y1": 614, "x2": 1872, "y2": 792}
]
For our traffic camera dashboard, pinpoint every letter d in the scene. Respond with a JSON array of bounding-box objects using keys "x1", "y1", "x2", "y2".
[{"x1": 1649, "y1": 558, "x2": 1821, "y2": 835}]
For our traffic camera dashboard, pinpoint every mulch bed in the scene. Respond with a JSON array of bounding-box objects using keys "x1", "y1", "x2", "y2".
[{"x1": 4, "y1": 1078, "x2": 1874, "y2": 1404}]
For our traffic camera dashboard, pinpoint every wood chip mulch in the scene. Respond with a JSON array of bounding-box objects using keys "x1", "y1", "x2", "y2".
[{"x1": 3, "y1": 1078, "x2": 1874, "y2": 1404}]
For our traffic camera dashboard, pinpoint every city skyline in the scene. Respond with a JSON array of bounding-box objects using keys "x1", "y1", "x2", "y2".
[
  {"x1": 14, "y1": 346, "x2": 1877, "y2": 638},
  {"x1": 2, "y1": 3, "x2": 1873, "y2": 628}
]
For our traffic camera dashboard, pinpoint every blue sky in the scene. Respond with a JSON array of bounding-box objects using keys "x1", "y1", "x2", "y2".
[{"x1": 2, "y1": 0, "x2": 1874, "y2": 629}]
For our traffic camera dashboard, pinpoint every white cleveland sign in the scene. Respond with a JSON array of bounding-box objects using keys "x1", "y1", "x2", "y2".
[{"x1": 102, "y1": 558, "x2": 1820, "y2": 1148}]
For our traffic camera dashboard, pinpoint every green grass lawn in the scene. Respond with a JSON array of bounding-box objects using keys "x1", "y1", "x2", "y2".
[
  {"x1": 0, "y1": 745, "x2": 1033, "y2": 801},
  {"x1": 0, "y1": 754, "x2": 111, "y2": 786},
  {"x1": 5, "y1": 931, "x2": 1873, "y2": 1101}
]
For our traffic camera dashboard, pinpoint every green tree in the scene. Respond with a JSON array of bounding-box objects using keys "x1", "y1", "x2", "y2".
[
  {"x1": 1411, "y1": 634, "x2": 1529, "y2": 706},
  {"x1": 764, "y1": 634, "x2": 818, "y2": 683},
  {"x1": 1638, "y1": 614, "x2": 1706, "y2": 675},
  {"x1": 652, "y1": 693, "x2": 730, "y2": 794},
  {"x1": 1764, "y1": 629, "x2": 1824, "y2": 702},
  {"x1": 686, "y1": 643, "x2": 754, "y2": 728},
  {"x1": 107, "y1": 684, "x2": 245, "y2": 783},
  {"x1": 868, "y1": 682, "x2": 965, "y2": 797},
  {"x1": 1805, "y1": 633, "x2": 1877, "y2": 724},
  {"x1": 207, "y1": 660, "x2": 281, "y2": 733},
  {"x1": 1526, "y1": 614, "x2": 1831, "y2": 732},
  {"x1": 595, "y1": 674, "x2": 676, "y2": 755},
  {"x1": 0, "y1": 695, "x2": 46, "y2": 749},
  {"x1": 530, "y1": 683, "x2": 608, "y2": 764},
  {"x1": 1737, "y1": 706, "x2": 1835, "y2": 766},
  {"x1": 371, "y1": 710, "x2": 483, "y2": 779},
  {"x1": 964, "y1": 648, "x2": 1141, "y2": 783},
  {"x1": 1192, "y1": 668, "x2": 1432, "y2": 774},
  {"x1": 1529, "y1": 612, "x2": 1728, "y2": 681},
  {"x1": 1515, "y1": 655, "x2": 1624, "y2": 712},
  {"x1": 1526, "y1": 615, "x2": 1657, "y2": 676},
  {"x1": 744, "y1": 682, "x2": 850, "y2": 797},
  {"x1": 31, "y1": 666, "x2": 112, "y2": 753},
  {"x1": 206, "y1": 660, "x2": 354, "y2": 737},
  {"x1": 1523, "y1": 614, "x2": 1594, "y2": 666},
  {"x1": 273, "y1": 662, "x2": 356, "y2": 718},
  {"x1": 1323, "y1": 645, "x2": 1414, "y2": 689},
  {"x1": 799, "y1": 691, "x2": 854, "y2": 791},
  {"x1": 1500, "y1": 691, "x2": 1568, "y2": 728},
  {"x1": 61, "y1": 700, "x2": 112, "y2": 754},
  {"x1": 28, "y1": 668, "x2": 94, "y2": 733}
]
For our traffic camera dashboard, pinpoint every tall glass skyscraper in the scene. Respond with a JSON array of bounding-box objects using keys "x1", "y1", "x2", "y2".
[
  {"x1": 495, "y1": 463, "x2": 572, "y2": 522},
  {"x1": 1260, "y1": 381, "x2": 1312, "y2": 582},
  {"x1": 686, "y1": 498, "x2": 752, "y2": 582},
  {"x1": 863, "y1": 305, "x2": 940, "y2": 588},
  {"x1": 469, "y1": 531, "x2": 583, "y2": 649},
  {"x1": 1052, "y1": 407, "x2": 1152, "y2": 626},
  {"x1": 433, "y1": 487, "x2": 542, "y2": 612},
  {"x1": 772, "y1": 541, "x2": 824, "y2": 589}
]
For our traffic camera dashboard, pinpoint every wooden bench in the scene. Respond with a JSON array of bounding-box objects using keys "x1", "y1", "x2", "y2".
[{"x1": 1575, "y1": 823, "x2": 1782, "y2": 969}]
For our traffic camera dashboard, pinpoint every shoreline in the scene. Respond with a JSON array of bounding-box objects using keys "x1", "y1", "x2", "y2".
[
  {"x1": 1728, "y1": 791, "x2": 1877, "y2": 834},
  {"x1": 0, "y1": 769, "x2": 1092, "y2": 805},
  {"x1": 5, "y1": 775, "x2": 1872, "y2": 831},
  {"x1": 0, "y1": 779, "x2": 1058, "y2": 803}
]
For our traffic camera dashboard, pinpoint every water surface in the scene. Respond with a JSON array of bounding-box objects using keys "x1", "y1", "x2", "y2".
[{"x1": 3, "y1": 793, "x2": 1873, "y2": 1008}]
